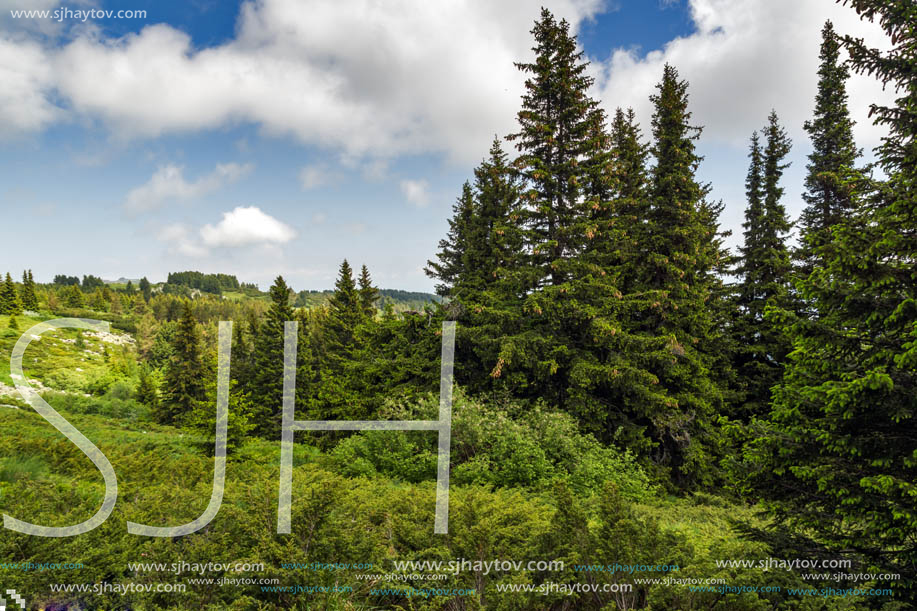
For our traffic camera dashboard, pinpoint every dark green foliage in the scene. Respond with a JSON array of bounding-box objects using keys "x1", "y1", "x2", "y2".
[
  {"x1": 357, "y1": 264, "x2": 379, "y2": 317},
  {"x1": 323, "y1": 260, "x2": 364, "y2": 360},
  {"x1": 250, "y1": 276, "x2": 301, "y2": 437},
  {"x1": 19, "y1": 270, "x2": 38, "y2": 311},
  {"x1": 732, "y1": 114, "x2": 794, "y2": 419},
  {"x1": 743, "y1": 2, "x2": 917, "y2": 597},
  {"x1": 0, "y1": 272, "x2": 22, "y2": 316},
  {"x1": 81, "y1": 274, "x2": 105, "y2": 291},
  {"x1": 61, "y1": 284, "x2": 84, "y2": 309},
  {"x1": 507, "y1": 8, "x2": 598, "y2": 288},
  {"x1": 159, "y1": 300, "x2": 206, "y2": 425},
  {"x1": 53, "y1": 274, "x2": 80, "y2": 286},
  {"x1": 166, "y1": 270, "x2": 240, "y2": 295},
  {"x1": 134, "y1": 365, "x2": 159, "y2": 412},
  {"x1": 425, "y1": 182, "x2": 475, "y2": 297},
  {"x1": 138, "y1": 276, "x2": 152, "y2": 302},
  {"x1": 613, "y1": 64, "x2": 727, "y2": 484},
  {"x1": 798, "y1": 20, "x2": 862, "y2": 277}
]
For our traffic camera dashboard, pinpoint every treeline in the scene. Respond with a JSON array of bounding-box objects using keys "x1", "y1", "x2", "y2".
[{"x1": 166, "y1": 271, "x2": 241, "y2": 295}]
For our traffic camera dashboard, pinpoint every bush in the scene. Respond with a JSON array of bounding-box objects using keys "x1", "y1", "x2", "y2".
[
  {"x1": 328, "y1": 390, "x2": 656, "y2": 500},
  {"x1": 40, "y1": 391, "x2": 150, "y2": 421}
]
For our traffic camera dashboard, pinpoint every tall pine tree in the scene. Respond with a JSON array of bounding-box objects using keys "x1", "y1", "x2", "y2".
[
  {"x1": 798, "y1": 20, "x2": 861, "y2": 277},
  {"x1": 507, "y1": 8, "x2": 598, "y2": 288},
  {"x1": 160, "y1": 300, "x2": 205, "y2": 425},
  {"x1": 19, "y1": 270, "x2": 38, "y2": 311},
  {"x1": 357, "y1": 265, "x2": 379, "y2": 318},
  {"x1": 733, "y1": 114, "x2": 793, "y2": 419},
  {"x1": 745, "y1": 2, "x2": 917, "y2": 595},
  {"x1": 425, "y1": 182, "x2": 475, "y2": 297},
  {"x1": 621, "y1": 64, "x2": 727, "y2": 484},
  {"x1": 251, "y1": 276, "x2": 296, "y2": 437},
  {"x1": 0, "y1": 273, "x2": 22, "y2": 316}
]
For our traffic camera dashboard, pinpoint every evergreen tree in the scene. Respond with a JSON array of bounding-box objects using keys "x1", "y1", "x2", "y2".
[
  {"x1": 230, "y1": 317, "x2": 254, "y2": 389},
  {"x1": 465, "y1": 138, "x2": 523, "y2": 298},
  {"x1": 0, "y1": 273, "x2": 22, "y2": 316},
  {"x1": 324, "y1": 260, "x2": 363, "y2": 358},
  {"x1": 19, "y1": 270, "x2": 38, "y2": 311},
  {"x1": 135, "y1": 365, "x2": 160, "y2": 412},
  {"x1": 732, "y1": 114, "x2": 793, "y2": 418},
  {"x1": 357, "y1": 265, "x2": 380, "y2": 318},
  {"x1": 798, "y1": 20, "x2": 861, "y2": 277},
  {"x1": 425, "y1": 182, "x2": 475, "y2": 297},
  {"x1": 313, "y1": 261, "x2": 364, "y2": 421},
  {"x1": 621, "y1": 64, "x2": 727, "y2": 483},
  {"x1": 251, "y1": 276, "x2": 296, "y2": 437},
  {"x1": 761, "y1": 111, "x2": 793, "y2": 279},
  {"x1": 139, "y1": 277, "x2": 152, "y2": 303},
  {"x1": 160, "y1": 300, "x2": 206, "y2": 425},
  {"x1": 63, "y1": 284, "x2": 84, "y2": 309},
  {"x1": 507, "y1": 7, "x2": 598, "y2": 288},
  {"x1": 746, "y1": 2, "x2": 917, "y2": 594},
  {"x1": 125, "y1": 280, "x2": 135, "y2": 295}
]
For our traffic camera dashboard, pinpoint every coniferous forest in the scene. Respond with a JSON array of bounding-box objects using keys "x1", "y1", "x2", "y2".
[{"x1": 1, "y1": 1, "x2": 915, "y2": 609}]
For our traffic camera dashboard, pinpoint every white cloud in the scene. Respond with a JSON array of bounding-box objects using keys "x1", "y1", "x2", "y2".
[
  {"x1": 124, "y1": 162, "x2": 252, "y2": 214},
  {"x1": 400, "y1": 179, "x2": 430, "y2": 207},
  {"x1": 1, "y1": 0, "x2": 895, "y2": 162},
  {"x1": 592, "y1": 0, "x2": 894, "y2": 151},
  {"x1": 157, "y1": 223, "x2": 208, "y2": 257},
  {"x1": 0, "y1": 36, "x2": 59, "y2": 135},
  {"x1": 200, "y1": 205, "x2": 296, "y2": 247},
  {"x1": 0, "y1": 0, "x2": 603, "y2": 161}
]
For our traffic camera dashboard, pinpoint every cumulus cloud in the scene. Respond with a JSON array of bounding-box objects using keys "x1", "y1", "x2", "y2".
[
  {"x1": 0, "y1": 36, "x2": 59, "y2": 135},
  {"x1": 400, "y1": 179, "x2": 431, "y2": 207},
  {"x1": 592, "y1": 0, "x2": 894, "y2": 150},
  {"x1": 200, "y1": 206, "x2": 296, "y2": 247},
  {"x1": 124, "y1": 162, "x2": 252, "y2": 214},
  {"x1": 0, "y1": 0, "x2": 897, "y2": 163},
  {"x1": 0, "y1": 0, "x2": 602, "y2": 160},
  {"x1": 157, "y1": 223, "x2": 208, "y2": 257}
]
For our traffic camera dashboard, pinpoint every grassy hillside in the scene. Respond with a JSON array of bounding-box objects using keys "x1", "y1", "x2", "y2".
[{"x1": 0, "y1": 311, "x2": 867, "y2": 610}]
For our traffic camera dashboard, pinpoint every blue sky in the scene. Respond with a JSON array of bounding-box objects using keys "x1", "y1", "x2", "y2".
[{"x1": 0, "y1": 0, "x2": 892, "y2": 292}]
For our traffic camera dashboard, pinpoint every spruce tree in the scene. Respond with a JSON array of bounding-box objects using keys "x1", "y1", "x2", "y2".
[
  {"x1": 324, "y1": 260, "x2": 363, "y2": 357},
  {"x1": 0, "y1": 273, "x2": 22, "y2": 316},
  {"x1": 425, "y1": 182, "x2": 475, "y2": 297},
  {"x1": 357, "y1": 265, "x2": 379, "y2": 318},
  {"x1": 746, "y1": 2, "x2": 917, "y2": 594},
  {"x1": 466, "y1": 138, "x2": 523, "y2": 297},
  {"x1": 135, "y1": 365, "x2": 160, "y2": 412},
  {"x1": 139, "y1": 277, "x2": 152, "y2": 303},
  {"x1": 507, "y1": 7, "x2": 598, "y2": 288},
  {"x1": 733, "y1": 114, "x2": 793, "y2": 418},
  {"x1": 251, "y1": 276, "x2": 296, "y2": 437},
  {"x1": 798, "y1": 20, "x2": 861, "y2": 277},
  {"x1": 621, "y1": 64, "x2": 727, "y2": 483},
  {"x1": 160, "y1": 300, "x2": 206, "y2": 425},
  {"x1": 312, "y1": 261, "x2": 364, "y2": 420},
  {"x1": 19, "y1": 270, "x2": 38, "y2": 311}
]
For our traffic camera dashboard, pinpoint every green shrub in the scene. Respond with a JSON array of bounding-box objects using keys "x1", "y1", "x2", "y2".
[{"x1": 0, "y1": 456, "x2": 50, "y2": 483}]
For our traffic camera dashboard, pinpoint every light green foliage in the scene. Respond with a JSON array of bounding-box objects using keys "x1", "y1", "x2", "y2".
[{"x1": 330, "y1": 391, "x2": 655, "y2": 500}]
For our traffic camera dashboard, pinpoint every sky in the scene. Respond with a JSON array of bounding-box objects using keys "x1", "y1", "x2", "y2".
[{"x1": 0, "y1": 0, "x2": 894, "y2": 292}]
